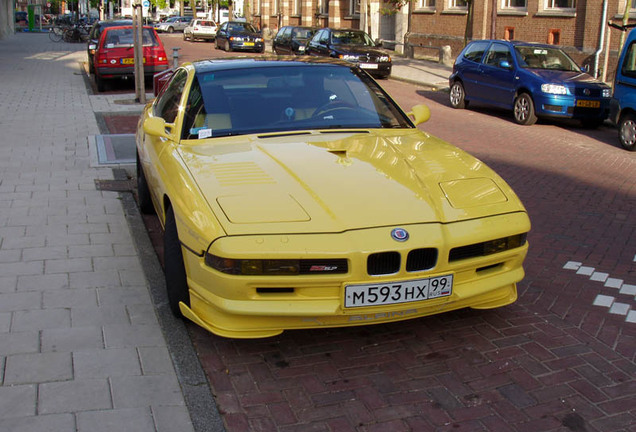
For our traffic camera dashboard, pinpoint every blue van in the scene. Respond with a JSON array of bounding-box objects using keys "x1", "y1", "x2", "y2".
[{"x1": 610, "y1": 26, "x2": 636, "y2": 151}]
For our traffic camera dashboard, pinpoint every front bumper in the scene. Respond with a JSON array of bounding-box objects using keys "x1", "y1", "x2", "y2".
[
  {"x1": 179, "y1": 212, "x2": 530, "y2": 338},
  {"x1": 230, "y1": 41, "x2": 264, "y2": 51},
  {"x1": 96, "y1": 64, "x2": 169, "y2": 78},
  {"x1": 535, "y1": 93, "x2": 610, "y2": 120}
]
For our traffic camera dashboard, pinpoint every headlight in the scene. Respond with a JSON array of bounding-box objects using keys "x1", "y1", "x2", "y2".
[
  {"x1": 602, "y1": 88, "x2": 611, "y2": 98},
  {"x1": 230, "y1": 36, "x2": 242, "y2": 42},
  {"x1": 206, "y1": 254, "x2": 300, "y2": 275},
  {"x1": 339, "y1": 54, "x2": 358, "y2": 62},
  {"x1": 255, "y1": 38, "x2": 263, "y2": 42},
  {"x1": 541, "y1": 84, "x2": 568, "y2": 95},
  {"x1": 378, "y1": 55, "x2": 391, "y2": 62}
]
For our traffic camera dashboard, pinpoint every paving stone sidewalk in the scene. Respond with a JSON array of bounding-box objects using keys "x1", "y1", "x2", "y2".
[{"x1": 0, "y1": 33, "x2": 198, "y2": 432}]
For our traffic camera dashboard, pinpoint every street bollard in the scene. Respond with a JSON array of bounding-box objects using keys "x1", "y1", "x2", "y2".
[{"x1": 172, "y1": 47, "x2": 181, "y2": 69}]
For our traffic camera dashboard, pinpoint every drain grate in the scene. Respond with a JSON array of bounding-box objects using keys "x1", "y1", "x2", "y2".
[
  {"x1": 94, "y1": 178, "x2": 135, "y2": 192},
  {"x1": 94, "y1": 134, "x2": 136, "y2": 165}
]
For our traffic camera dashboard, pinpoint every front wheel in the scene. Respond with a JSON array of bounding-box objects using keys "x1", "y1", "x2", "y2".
[
  {"x1": 449, "y1": 81, "x2": 467, "y2": 109},
  {"x1": 618, "y1": 112, "x2": 636, "y2": 151},
  {"x1": 49, "y1": 27, "x2": 63, "y2": 42},
  {"x1": 224, "y1": 40, "x2": 232, "y2": 52},
  {"x1": 513, "y1": 93, "x2": 537, "y2": 125},
  {"x1": 167, "y1": 26, "x2": 174, "y2": 34},
  {"x1": 164, "y1": 206, "x2": 190, "y2": 317}
]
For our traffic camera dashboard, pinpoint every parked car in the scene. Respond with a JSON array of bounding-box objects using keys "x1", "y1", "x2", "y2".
[
  {"x1": 183, "y1": 19, "x2": 218, "y2": 42},
  {"x1": 92, "y1": 25, "x2": 169, "y2": 92},
  {"x1": 610, "y1": 27, "x2": 636, "y2": 151},
  {"x1": 135, "y1": 56, "x2": 530, "y2": 338},
  {"x1": 87, "y1": 19, "x2": 133, "y2": 74},
  {"x1": 155, "y1": 16, "x2": 190, "y2": 33},
  {"x1": 215, "y1": 21, "x2": 264, "y2": 53},
  {"x1": 273, "y1": 26, "x2": 317, "y2": 55},
  {"x1": 449, "y1": 39, "x2": 611, "y2": 127},
  {"x1": 305, "y1": 28, "x2": 392, "y2": 78}
]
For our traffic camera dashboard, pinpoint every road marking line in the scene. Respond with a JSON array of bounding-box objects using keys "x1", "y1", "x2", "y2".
[{"x1": 564, "y1": 261, "x2": 634, "y2": 324}]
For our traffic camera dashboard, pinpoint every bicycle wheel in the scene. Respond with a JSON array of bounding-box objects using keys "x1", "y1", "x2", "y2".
[{"x1": 49, "y1": 27, "x2": 63, "y2": 42}]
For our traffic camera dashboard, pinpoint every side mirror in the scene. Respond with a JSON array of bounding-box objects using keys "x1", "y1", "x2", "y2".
[
  {"x1": 581, "y1": 64, "x2": 590, "y2": 73},
  {"x1": 407, "y1": 104, "x2": 431, "y2": 126},
  {"x1": 143, "y1": 116, "x2": 172, "y2": 139},
  {"x1": 499, "y1": 60, "x2": 512, "y2": 69}
]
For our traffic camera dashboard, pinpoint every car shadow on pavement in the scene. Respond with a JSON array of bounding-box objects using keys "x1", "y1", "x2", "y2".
[{"x1": 416, "y1": 89, "x2": 621, "y2": 150}]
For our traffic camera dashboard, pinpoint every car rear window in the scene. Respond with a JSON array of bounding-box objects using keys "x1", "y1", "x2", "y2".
[
  {"x1": 199, "y1": 21, "x2": 215, "y2": 27},
  {"x1": 104, "y1": 28, "x2": 159, "y2": 47}
]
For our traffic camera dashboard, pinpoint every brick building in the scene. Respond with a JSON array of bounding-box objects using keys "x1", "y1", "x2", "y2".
[{"x1": 245, "y1": 0, "x2": 636, "y2": 80}]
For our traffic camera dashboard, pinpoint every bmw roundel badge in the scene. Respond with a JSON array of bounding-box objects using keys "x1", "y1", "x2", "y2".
[{"x1": 391, "y1": 228, "x2": 409, "y2": 242}]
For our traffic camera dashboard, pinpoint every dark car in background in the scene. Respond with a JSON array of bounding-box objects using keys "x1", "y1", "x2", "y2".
[
  {"x1": 92, "y1": 25, "x2": 169, "y2": 92},
  {"x1": 273, "y1": 26, "x2": 317, "y2": 55},
  {"x1": 449, "y1": 39, "x2": 611, "y2": 127},
  {"x1": 87, "y1": 19, "x2": 133, "y2": 73},
  {"x1": 305, "y1": 28, "x2": 392, "y2": 78},
  {"x1": 215, "y1": 21, "x2": 264, "y2": 53}
]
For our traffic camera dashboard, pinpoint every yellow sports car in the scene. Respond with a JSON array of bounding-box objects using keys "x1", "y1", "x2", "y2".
[{"x1": 136, "y1": 57, "x2": 530, "y2": 338}]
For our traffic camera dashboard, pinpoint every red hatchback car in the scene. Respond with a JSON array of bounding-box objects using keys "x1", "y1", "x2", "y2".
[{"x1": 93, "y1": 25, "x2": 169, "y2": 92}]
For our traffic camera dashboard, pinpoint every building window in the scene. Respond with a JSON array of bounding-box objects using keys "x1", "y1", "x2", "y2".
[
  {"x1": 545, "y1": 0, "x2": 575, "y2": 9},
  {"x1": 319, "y1": 0, "x2": 329, "y2": 15},
  {"x1": 504, "y1": 26, "x2": 515, "y2": 40},
  {"x1": 294, "y1": 0, "x2": 301, "y2": 15},
  {"x1": 350, "y1": 0, "x2": 360, "y2": 16},
  {"x1": 448, "y1": 0, "x2": 468, "y2": 9},
  {"x1": 419, "y1": 0, "x2": 435, "y2": 8},
  {"x1": 502, "y1": 0, "x2": 526, "y2": 8},
  {"x1": 548, "y1": 29, "x2": 561, "y2": 44}
]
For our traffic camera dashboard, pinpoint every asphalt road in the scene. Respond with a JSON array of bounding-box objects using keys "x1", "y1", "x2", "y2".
[{"x1": 125, "y1": 34, "x2": 636, "y2": 431}]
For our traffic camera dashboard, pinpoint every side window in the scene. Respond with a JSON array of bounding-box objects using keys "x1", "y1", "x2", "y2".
[
  {"x1": 483, "y1": 43, "x2": 513, "y2": 68},
  {"x1": 621, "y1": 41, "x2": 636, "y2": 79},
  {"x1": 319, "y1": 30, "x2": 330, "y2": 44},
  {"x1": 154, "y1": 69, "x2": 188, "y2": 124},
  {"x1": 462, "y1": 41, "x2": 489, "y2": 63},
  {"x1": 283, "y1": 27, "x2": 292, "y2": 39}
]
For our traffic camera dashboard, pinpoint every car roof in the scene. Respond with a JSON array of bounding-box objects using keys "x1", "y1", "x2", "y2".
[
  {"x1": 470, "y1": 39, "x2": 560, "y2": 50},
  {"x1": 190, "y1": 56, "x2": 354, "y2": 74},
  {"x1": 103, "y1": 25, "x2": 155, "y2": 31},
  {"x1": 95, "y1": 19, "x2": 134, "y2": 27}
]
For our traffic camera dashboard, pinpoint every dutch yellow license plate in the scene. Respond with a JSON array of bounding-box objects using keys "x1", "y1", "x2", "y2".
[
  {"x1": 576, "y1": 100, "x2": 600, "y2": 108},
  {"x1": 121, "y1": 58, "x2": 146, "y2": 65},
  {"x1": 243, "y1": 42, "x2": 254, "y2": 46}
]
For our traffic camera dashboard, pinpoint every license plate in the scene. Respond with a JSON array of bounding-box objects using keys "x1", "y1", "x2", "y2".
[
  {"x1": 576, "y1": 99, "x2": 600, "y2": 108},
  {"x1": 120, "y1": 58, "x2": 145, "y2": 65},
  {"x1": 345, "y1": 274, "x2": 453, "y2": 308},
  {"x1": 360, "y1": 62, "x2": 378, "y2": 69},
  {"x1": 243, "y1": 42, "x2": 254, "y2": 46}
]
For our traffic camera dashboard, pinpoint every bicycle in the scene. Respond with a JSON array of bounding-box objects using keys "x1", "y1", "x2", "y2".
[{"x1": 48, "y1": 25, "x2": 67, "y2": 42}]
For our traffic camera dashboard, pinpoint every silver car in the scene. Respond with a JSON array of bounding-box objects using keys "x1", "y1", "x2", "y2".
[
  {"x1": 155, "y1": 16, "x2": 190, "y2": 33},
  {"x1": 183, "y1": 19, "x2": 218, "y2": 41}
]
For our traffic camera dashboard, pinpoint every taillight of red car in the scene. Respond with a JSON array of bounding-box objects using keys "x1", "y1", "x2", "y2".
[{"x1": 144, "y1": 45, "x2": 169, "y2": 66}]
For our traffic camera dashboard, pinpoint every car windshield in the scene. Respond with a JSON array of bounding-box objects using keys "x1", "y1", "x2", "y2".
[
  {"x1": 181, "y1": 64, "x2": 411, "y2": 140},
  {"x1": 228, "y1": 22, "x2": 257, "y2": 33},
  {"x1": 331, "y1": 30, "x2": 374, "y2": 46},
  {"x1": 104, "y1": 28, "x2": 158, "y2": 47},
  {"x1": 515, "y1": 46, "x2": 581, "y2": 71},
  {"x1": 292, "y1": 28, "x2": 314, "y2": 39}
]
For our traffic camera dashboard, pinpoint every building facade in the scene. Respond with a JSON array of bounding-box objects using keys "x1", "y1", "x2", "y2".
[{"x1": 244, "y1": 0, "x2": 636, "y2": 79}]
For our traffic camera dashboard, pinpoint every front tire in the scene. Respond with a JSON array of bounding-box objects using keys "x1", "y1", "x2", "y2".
[
  {"x1": 224, "y1": 40, "x2": 232, "y2": 52},
  {"x1": 618, "y1": 112, "x2": 636, "y2": 151},
  {"x1": 164, "y1": 206, "x2": 190, "y2": 317},
  {"x1": 449, "y1": 81, "x2": 467, "y2": 109},
  {"x1": 167, "y1": 26, "x2": 174, "y2": 34},
  {"x1": 513, "y1": 93, "x2": 537, "y2": 125}
]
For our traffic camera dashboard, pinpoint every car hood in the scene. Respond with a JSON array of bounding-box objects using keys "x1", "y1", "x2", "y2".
[
  {"x1": 527, "y1": 69, "x2": 608, "y2": 87},
  {"x1": 178, "y1": 129, "x2": 525, "y2": 235},
  {"x1": 332, "y1": 44, "x2": 386, "y2": 56}
]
